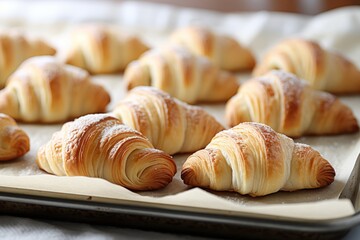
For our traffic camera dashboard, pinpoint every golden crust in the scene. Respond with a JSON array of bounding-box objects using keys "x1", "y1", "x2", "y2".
[
  {"x1": 181, "y1": 122, "x2": 335, "y2": 197},
  {"x1": 0, "y1": 113, "x2": 29, "y2": 161},
  {"x1": 62, "y1": 24, "x2": 149, "y2": 74},
  {"x1": 0, "y1": 30, "x2": 56, "y2": 89},
  {"x1": 253, "y1": 38, "x2": 360, "y2": 93},
  {"x1": 112, "y1": 86, "x2": 224, "y2": 155},
  {"x1": 37, "y1": 114, "x2": 176, "y2": 191},
  {"x1": 0, "y1": 56, "x2": 111, "y2": 123},
  {"x1": 124, "y1": 45, "x2": 239, "y2": 104},
  {"x1": 170, "y1": 26, "x2": 256, "y2": 71},
  {"x1": 286, "y1": 143, "x2": 335, "y2": 190},
  {"x1": 225, "y1": 70, "x2": 359, "y2": 137}
]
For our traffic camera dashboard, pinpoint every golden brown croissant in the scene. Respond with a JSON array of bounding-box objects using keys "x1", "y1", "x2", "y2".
[
  {"x1": 181, "y1": 122, "x2": 335, "y2": 197},
  {"x1": 111, "y1": 86, "x2": 224, "y2": 155},
  {"x1": 61, "y1": 24, "x2": 149, "y2": 74},
  {"x1": 124, "y1": 45, "x2": 238, "y2": 104},
  {"x1": 36, "y1": 114, "x2": 176, "y2": 191},
  {"x1": 0, "y1": 30, "x2": 56, "y2": 88},
  {"x1": 225, "y1": 70, "x2": 359, "y2": 137},
  {"x1": 170, "y1": 26, "x2": 255, "y2": 71},
  {"x1": 0, "y1": 113, "x2": 30, "y2": 161},
  {"x1": 253, "y1": 38, "x2": 360, "y2": 93},
  {"x1": 0, "y1": 56, "x2": 110, "y2": 123}
]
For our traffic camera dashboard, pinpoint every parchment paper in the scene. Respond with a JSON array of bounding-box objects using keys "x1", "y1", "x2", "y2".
[{"x1": 0, "y1": 1, "x2": 359, "y2": 221}]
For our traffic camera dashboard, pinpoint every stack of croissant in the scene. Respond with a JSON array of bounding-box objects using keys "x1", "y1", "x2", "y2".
[{"x1": 1, "y1": 23, "x2": 359, "y2": 197}]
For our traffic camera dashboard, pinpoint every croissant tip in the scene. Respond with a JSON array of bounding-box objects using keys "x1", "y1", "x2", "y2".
[
  {"x1": 317, "y1": 162, "x2": 336, "y2": 188},
  {"x1": 15, "y1": 140, "x2": 30, "y2": 157},
  {"x1": 342, "y1": 114, "x2": 359, "y2": 134},
  {"x1": 181, "y1": 167, "x2": 195, "y2": 185},
  {"x1": 352, "y1": 121, "x2": 359, "y2": 132},
  {"x1": 341, "y1": 103, "x2": 359, "y2": 132},
  {"x1": 124, "y1": 148, "x2": 177, "y2": 191}
]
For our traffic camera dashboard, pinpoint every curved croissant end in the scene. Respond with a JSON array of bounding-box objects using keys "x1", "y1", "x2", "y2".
[
  {"x1": 181, "y1": 148, "x2": 232, "y2": 191},
  {"x1": 36, "y1": 114, "x2": 176, "y2": 191},
  {"x1": 181, "y1": 122, "x2": 335, "y2": 197},
  {"x1": 112, "y1": 86, "x2": 224, "y2": 155},
  {"x1": 124, "y1": 61, "x2": 151, "y2": 90},
  {"x1": 0, "y1": 113, "x2": 30, "y2": 161},
  {"x1": 283, "y1": 143, "x2": 335, "y2": 191},
  {"x1": 124, "y1": 45, "x2": 238, "y2": 104}
]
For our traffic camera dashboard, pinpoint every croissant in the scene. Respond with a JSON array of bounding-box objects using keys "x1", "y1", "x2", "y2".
[
  {"x1": 253, "y1": 38, "x2": 360, "y2": 93},
  {"x1": 36, "y1": 114, "x2": 176, "y2": 191},
  {"x1": 0, "y1": 30, "x2": 56, "y2": 88},
  {"x1": 124, "y1": 45, "x2": 238, "y2": 104},
  {"x1": 0, "y1": 56, "x2": 110, "y2": 123},
  {"x1": 61, "y1": 24, "x2": 149, "y2": 74},
  {"x1": 0, "y1": 113, "x2": 30, "y2": 161},
  {"x1": 225, "y1": 70, "x2": 359, "y2": 137},
  {"x1": 170, "y1": 26, "x2": 255, "y2": 71},
  {"x1": 181, "y1": 122, "x2": 335, "y2": 197},
  {"x1": 111, "y1": 86, "x2": 224, "y2": 155}
]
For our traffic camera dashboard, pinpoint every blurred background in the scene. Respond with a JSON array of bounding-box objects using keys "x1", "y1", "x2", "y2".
[{"x1": 136, "y1": 0, "x2": 360, "y2": 14}]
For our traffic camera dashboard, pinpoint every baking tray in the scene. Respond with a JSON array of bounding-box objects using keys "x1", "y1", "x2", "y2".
[
  {"x1": 0, "y1": 2, "x2": 359, "y2": 239},
  {"x1": 0, "y1": 189, "x2": 358, "y2": 240},
  {"x1": 0, "y1": 153, "x2": 359, "y2": 240}
]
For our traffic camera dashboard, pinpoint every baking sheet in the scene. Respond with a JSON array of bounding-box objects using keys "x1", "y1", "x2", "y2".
[{"x1": 0, "y1": 1, "x2": 360, "y2": 221}]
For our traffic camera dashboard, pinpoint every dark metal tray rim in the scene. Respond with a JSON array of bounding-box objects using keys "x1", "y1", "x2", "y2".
[{"x1": 1, "y1": 191, "x2": 359, "y2": 239}]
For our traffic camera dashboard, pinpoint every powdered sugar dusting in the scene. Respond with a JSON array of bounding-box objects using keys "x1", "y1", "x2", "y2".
[{"x1": 67, "y1": 114, "x2": 115, "y2": 131}]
